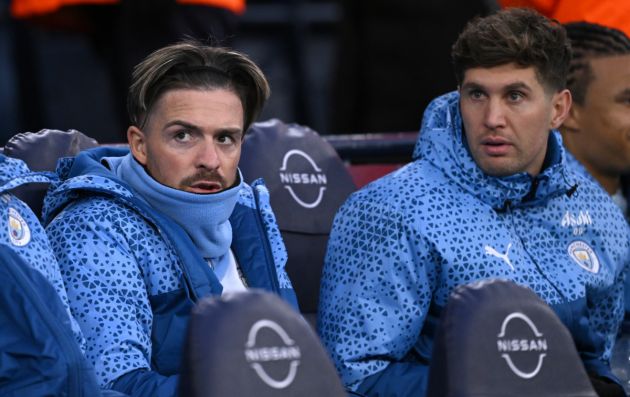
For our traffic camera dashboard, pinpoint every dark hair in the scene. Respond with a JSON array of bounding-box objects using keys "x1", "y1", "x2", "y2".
[
  {"x1": 565, "y1": 22, "x2": 630, "y2": 104},
  {"x1": 452, "y1": 8, "x2": 571, "y2": 92},
  {"x1": 127, "y1": 40, "x2": 270, "y2": 131}
]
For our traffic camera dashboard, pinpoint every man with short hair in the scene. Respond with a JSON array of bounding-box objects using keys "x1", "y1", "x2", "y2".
[
  {"x1": 560, "y1": 21, "x2": 630, "y2": 220},
  {"x1": 43, "y1": 41, "x2": 298, "y2": 396},
  {"x1": 318, "y1": 8, "x2": 629, "y2": 396}
]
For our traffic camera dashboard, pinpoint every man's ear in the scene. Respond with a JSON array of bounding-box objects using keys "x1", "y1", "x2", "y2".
[
  {"x1": 127, "y1": 126, "x2": 148, "y2": 166},
  {"x1": 561, "y1": 101, "x2": 582, "y2": 133},
  {"x1": 550, "y1": 89, "x2": 572, "y2": 129}
]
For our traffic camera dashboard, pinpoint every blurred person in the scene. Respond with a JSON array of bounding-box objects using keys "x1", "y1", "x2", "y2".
[
  {"x1": 0, "y1": 155, "x2": 102, "y2": 395},
  {"x1": 559, "y1": 22, "x2": 630, "y2": 389},
  {"x1": 10, "y1": 0, "x2": 244, "y2": 142},
  {"x1": 560, "y1": 21, "x2": 630, "y2": 220},
  {"x1": 499, "y1": 0, "x2": 630, "y2": 37},
  {"x1": 43, "y1": 41, "x2": 297, "y2": 396},
  {"x1": 318, "y1": 8, "x2": 629, "y2": 397}
]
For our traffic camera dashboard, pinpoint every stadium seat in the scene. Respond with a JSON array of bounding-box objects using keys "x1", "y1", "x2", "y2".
[
  {"x1": 240, "y1": 119, "x2": 356, "y2": 327},
  {"x1": 426, "y1": 279, "x2": 597, "y2": 397},
  {"x1": 3, "y1": 129, "x2": 98, "y2": 218},
  {"x1": 179, "y1": 290, "x2": 347, "y2": 396}
]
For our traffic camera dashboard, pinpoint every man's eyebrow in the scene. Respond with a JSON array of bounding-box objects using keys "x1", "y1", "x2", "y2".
[
  {"x1": 460, "y1": 81, "x2": 532, "y2": 92},
  {"x1": 164, "y1": 120, "x2": 201, "y2": 131},
  {"x1": 460, "y1": 82, "x2": 484, "y2": 91},
  {"x1": 219, "y1": 128, "x2": 244, "y2": 140},
  {"x1": 503, "y1": 82, "x2": 532, "y2": 92}
]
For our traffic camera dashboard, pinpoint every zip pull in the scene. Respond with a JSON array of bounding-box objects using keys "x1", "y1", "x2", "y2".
[{"x1": 522, "y1": 178, "x2": 540, "y2": 202}]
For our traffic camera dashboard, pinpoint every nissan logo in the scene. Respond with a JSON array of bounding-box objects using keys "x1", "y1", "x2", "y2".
[
  {"x1": 278, "y1": 149, "x2": 327, "y2": 209},
  {"x1": 496, "y1": 312, "x2": 548, "y2": 379},
  {"x1": 244, "y1": 319, "x2": 302, "y2": 389}
]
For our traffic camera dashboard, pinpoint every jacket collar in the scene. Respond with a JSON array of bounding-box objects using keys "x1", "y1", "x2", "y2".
[
  {"x1": 413, "y1": 91, "x2": 577, "y2": 210},
  {"x1": 0, "y1": 154, "x2": 56, "y2": 194}
]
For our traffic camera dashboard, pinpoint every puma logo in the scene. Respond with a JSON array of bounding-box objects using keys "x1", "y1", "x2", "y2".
[{"x1": 484, "y1": 243, "x2": 514, "y2": 271}]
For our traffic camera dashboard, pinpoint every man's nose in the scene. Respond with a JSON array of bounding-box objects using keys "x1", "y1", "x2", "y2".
[
  {"x1": 196, "y1": 141, "x2": 220, "y2": 169},
  {"x1": 484, "y1": 98, "x2": 507, "y2": 130}
]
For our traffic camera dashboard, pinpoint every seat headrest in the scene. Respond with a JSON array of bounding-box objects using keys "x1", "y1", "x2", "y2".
[
  {"x1": 426, "y1": 279, "x2": 597, "y2": 397},
  {"x1": 3, "y1": 129, "x2": 98, "y2": 218},
  {"x1": 4, "y1": 129, "x2": 98, "y2": 171},
  {"x1": 240, "y1": 119, "x2": 355, "y2": 233},
  {"x1": 179, "y1": 290, "x2": 346, "y2": 396}
]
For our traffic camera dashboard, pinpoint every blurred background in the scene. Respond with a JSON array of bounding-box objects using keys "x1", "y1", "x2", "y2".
[{"x1": 0, "y1": 0, "x2": 499, "y2": 144}]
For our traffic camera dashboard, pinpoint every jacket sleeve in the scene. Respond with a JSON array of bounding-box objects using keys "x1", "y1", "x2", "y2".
[
  {"x1": 45, "y1": 197, "x2": 179, "y2": 396},
  {"x1": 317, "y1": 190, "x2": 434, "y2": 396},
  {"x1": 111, "y1": 369, "x2": 178, "y2": 397},
  {"x1": 583, "y1": 257, "x2": 628, "y2": 381}
]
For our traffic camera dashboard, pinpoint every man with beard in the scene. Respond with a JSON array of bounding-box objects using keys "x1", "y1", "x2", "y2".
[{"x1": 43, "y1": 41, "x2": 298, "y2": 396}]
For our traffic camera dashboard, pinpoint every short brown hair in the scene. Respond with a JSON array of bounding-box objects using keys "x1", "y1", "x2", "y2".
[
  {"x1": 452, "y1": 8, "x2": 571, "y2": 92},
  {"x1": 127, "y1": 40, "x2": 270, "y2": 132}
]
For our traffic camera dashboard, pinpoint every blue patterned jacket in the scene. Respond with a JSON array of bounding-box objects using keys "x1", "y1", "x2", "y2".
[
  {"x1": 42, "y1": 147, "x2": 298, "y2": 397},
  {"x1": 564, "y1": 152, "x2": 630, "y2": 327},
  {"x1": 0, "y1": 155, "x2": 101, "y2": 396},
  {"x1": 318, "y1": 92, "x2": 630, "y2": 396}
]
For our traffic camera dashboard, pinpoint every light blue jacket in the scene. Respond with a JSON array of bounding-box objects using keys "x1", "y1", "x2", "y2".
[
  {"x1": 0, "y1": 155, "x2": 101, "y2": 396},
  {"x1": 43, "y1": 147, "x2": 298, "y2": 397},
  {"x1": 564, "y1": 151, "x2": 630, "y2": 327},
  {"x1": 318, "y1": 92, "x2": 630, "y2": 396}
]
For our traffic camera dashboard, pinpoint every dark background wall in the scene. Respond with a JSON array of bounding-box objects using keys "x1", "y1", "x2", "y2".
[{"x1": 0, "y1": 0, "x2": 497, "y2": 145}]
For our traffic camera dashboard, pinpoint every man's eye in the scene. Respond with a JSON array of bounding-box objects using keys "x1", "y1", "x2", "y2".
[
  {"x1": 469, "y1": 90, "x2": 484, "y2": 100},
  {"x1": 174, "y1": 131, "x2": 192, "y2": 142},
  {"x1": 508, "y1": 91, "x2": 524, "y2": 101},
  {"x1": 217, "y1": 135, "x2": 235, "y2": 145}
]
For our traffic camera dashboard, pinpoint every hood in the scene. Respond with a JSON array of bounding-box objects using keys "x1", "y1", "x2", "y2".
[
  {"x1": 0, "y1": 154, "x2": 56, "y2": 194},
  {"x1": 41, "y1": 146, "x2": 135, "y2": 224},
  {"x1": 411, "y1": 91, "x2": 576, "y2": 210}
]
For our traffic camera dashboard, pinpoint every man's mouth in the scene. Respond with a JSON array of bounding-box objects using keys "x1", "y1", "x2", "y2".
[
  {"x1": 187, "y1": 180, "x2": 223, "y2": 194},
  {"x1": 481, "y1": 136, "x2": 512, "y2": 156}
]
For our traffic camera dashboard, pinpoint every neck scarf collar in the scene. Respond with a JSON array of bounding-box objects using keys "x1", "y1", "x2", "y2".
[{"x1": 112, "y1": 153, "x2": 241, "y2": 263}]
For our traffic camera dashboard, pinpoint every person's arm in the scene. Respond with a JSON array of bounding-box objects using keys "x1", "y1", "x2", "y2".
[
  {"x1": 111, "y1": 369, "x2": 178, "y2": 397},
  {"x1": 46, "y1": 198, "x2": 179, "y2": 397},
  {"x1": 587, "y1": 264, "x2": 626, "y2": 372},
  {"x1": 580, "y1": 261, "x2": 627, "y2": 397},
  {"x1": 317, "y1": 190, "x2": 434, "y2": 396}
]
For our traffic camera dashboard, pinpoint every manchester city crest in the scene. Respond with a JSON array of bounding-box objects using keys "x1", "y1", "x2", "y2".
[
  {"x1": 567, "y1": 240, "x2": 600, "y2": 274},
  {"x1": 8, "y1": 207, "x2": 31, "y2": 247}
]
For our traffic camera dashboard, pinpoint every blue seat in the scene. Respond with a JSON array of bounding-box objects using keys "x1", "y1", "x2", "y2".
[
  {"x1": 3, "y1": 129, "x2": 98, "y2": 218},
  {"x1": 179, "y1": 290, "x2": 346, "y2": 396},
  {"x1": 240, "y1": 119, "x2": 356, "y2": 327},
  {"x1": 427, "y1": 279, "x2": 597, "y2": 397}
]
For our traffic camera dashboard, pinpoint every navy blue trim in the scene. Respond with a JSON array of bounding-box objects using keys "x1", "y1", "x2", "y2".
[
  {"x1": 230, "y1": 201, "x2": 280, "y2": 293},
  {"x1": 0, "y1": 245, "x2": 100, "y2": 396}
]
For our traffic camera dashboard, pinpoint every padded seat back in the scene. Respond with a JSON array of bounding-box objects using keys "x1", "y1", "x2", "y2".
[
  {"x1": 239, "y1": 119, "x2": 356, "y2": 326},
  {"x1": 427, "y1": 279, "x2": 597, "y2": 397},
  {"x1": 179, "y1": 290, "x2": 346, "y2": 396},
  {"x1": 3, "y1": 129, "x2": 98, "y2": 217}
]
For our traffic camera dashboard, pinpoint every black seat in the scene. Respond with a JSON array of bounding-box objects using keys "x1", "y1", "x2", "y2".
[
  {"x1": 3, "y1": 129, "x2": 98, "y2": 218},
  {"x1": 239, "y1": 119, "x2": 356, "y2": 327},
  {"x1": 179, "y1": 290, "x2": 346, "y2": 396},
  {"x1": 426, "y1": 279, "x2": 597, "y2": 397}
]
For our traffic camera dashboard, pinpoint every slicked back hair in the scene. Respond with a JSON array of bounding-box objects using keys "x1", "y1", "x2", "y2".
[
  {"x1": 127, "y1": 40, "x2": 270, "y2": 132},
  {"x1": 565, "y1": 22, "x2": 630, "y2": 104},
  {"x1": 452, "y1": 8, "x2": 571, "y2": 93}
]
